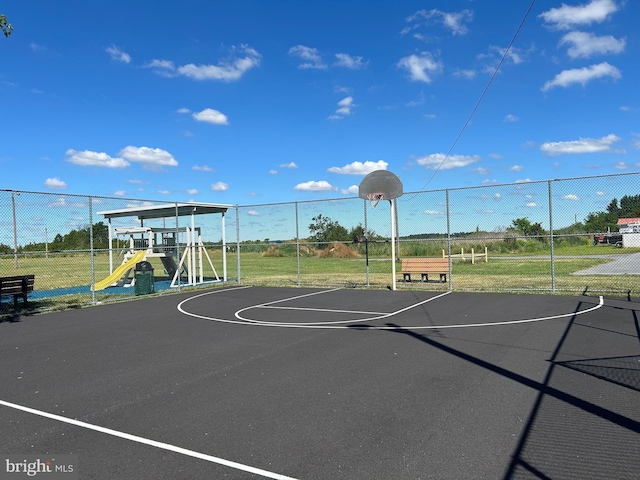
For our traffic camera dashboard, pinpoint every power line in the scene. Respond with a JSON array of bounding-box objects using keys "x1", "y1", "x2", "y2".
[{"x1": 414, "y1": 0, "x2": 538, "y2": 193}]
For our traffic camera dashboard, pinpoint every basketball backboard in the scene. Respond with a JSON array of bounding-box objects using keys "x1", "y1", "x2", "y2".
[{"x1": 358, "y1": 170, "x2": 403, "y2": 207}]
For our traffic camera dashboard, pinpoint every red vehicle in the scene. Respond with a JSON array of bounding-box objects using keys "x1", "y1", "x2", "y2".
[{"x1": 593, "y1": 232, "x2": 623, "y2": 247}]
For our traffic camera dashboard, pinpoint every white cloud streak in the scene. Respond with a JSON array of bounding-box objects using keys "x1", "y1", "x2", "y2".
[
  {"x1": 540, "y1": 134, "x2": 620, "y2": 156},
  {"x1": 415, "y1": 153, "x2": 481, "y2": 170},
  {"x1": 105, "y1": 44, "x2": 131, "y2": 63},
  {"x1": 559, "y1": 31, "x2": 626, "y2": 59},
  {"x1": 397, "y1": 52, "x2": 443, "y2": 83},
  {"x1": 328, "y1": 160, "x2": 388, "y2": 175},
  {"x1": 145, "y1": 45, "x2": 261, "y2": 81},
  {"x1": 289, "y1": 45, "x2": 327, "y2": 69},
  {"x1": 542, "y1": 62, "x2": 621, "y2": 91},
  {"x1": 193, "y1": 108, "x2": 229, "y2": 125},
  {"x1": 294, "y1": 180, "x2": 336, "y2": 192},
  {"x1": 539, "y1": 0, "x2": 619, "y2": 30}
]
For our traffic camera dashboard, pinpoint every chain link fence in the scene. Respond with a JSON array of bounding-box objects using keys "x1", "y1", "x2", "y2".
[{"x1": 2, "y1": 172, "x2": 639, "y2": 313}]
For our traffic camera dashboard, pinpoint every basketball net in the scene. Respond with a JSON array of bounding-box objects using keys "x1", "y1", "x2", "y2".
[{"x1": 366, "y1": 193, "x2": 384, "y2": 208}]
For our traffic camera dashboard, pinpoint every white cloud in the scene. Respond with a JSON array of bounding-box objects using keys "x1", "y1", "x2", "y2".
[
  {"x1": 334, "y1": 53, "x2": 366, "y2": 69},
  {"x1": 211, "y1": 182, "x2": 229, "y2": 191},
  {"x1": 44, "y1": 177, "x2": 67, "y2": 189},
  {"x1": 269, "y1": 169, "x2": 277, "y2": 175},
  {"x1": 119, "y1": 146, "x2": 178, "y2": 166},
  {"x1": 328, "y1": 96, "x2": 356, "y2": 120},
  {"x1": 192, "y1": 165, "x2": 214, "y2": 172},
  {"x1": 559, "y1": 31, "x2": 626, "y2": 59},
  {"x1": 510, "y1": 165, "x2": 525, "y2": 172},
  {"x1": 289, "y1": 45, "x2": 327, "y2": 69},
  {"x1": 504, "y1": 114, "x2": 519, "y2": 122},
  {"x1": 248, "y1": 210, "x2": 259, "y2": 216},
  {"x1": 539, "y1": 0, "x2": 619, "y2": 30},
  {"x1": 328, "y1": 160, "x2": 388, "y2": 175},
  {"x1": 405, "y1": 9, "x2": 473, "y2": 36},
  {"x1": 453, "y1": 69, "x2": 476, "y2": 80},
  {"x1": 415, "y1": 153, "x2": 480, "y2": 170},
  {"x1": 30, "y1": 42, "x2": 46, "y2": 52},
  {"x1": 526, "y1": 202, "x2": 537, "y2": 208},
  {"x1": 424, "y1": 209, "x2": 446, "y2": 215},
  {"x1": 613, "y1": 161, "x2": 627, "y2": 170},
  {"x1": 596, "y1": 191, "x2": 606, "y2": 196},
  {"x1": 341, "y1": 185, "x2": 359, "y2": 195},
  {"x1": 145, "y1": 45, "x2": 261, "y2": 81},
  {"x1": 515, "y1": 179, "x2": 532, "y2": 183},
  {"x1": 65, "y1": 149, "x2": 129, "y2": 168},
  {"x1": 294, "y1": 180, "x2": 335, "y2": 192},
  {"x1": 479, "y1": 193, "x2": 501, "y2": 201},
  {"x1": 563, "y1": 194, "x2": 580, "y2": 200},
  {"x1": 542, "y1": 62, "x2": 621, "y2": 91},
  {"x1": 105, "y1": 44, "x2": 131, "y2": 63},
  {"x1": 540, "y1": 134, "x2": 620, "y2": 155},
  {"x1": 193, "y1": 108, "x2": 229, "y2": 125},
  {"x1": 177, "y1": 107, "x2": 191, "y2": 114},
  {"x1": 280, "y1": 162, "x2": 298, "y2": 168},
  {"x1": 113, "y1": 190, "x2": 126, "y2": 196},
  {"x1": 186, "y1": 189, "x2": 199, "y2": 195},
  {"x1": 397, "y1": 52, "x2": 443, "y2": 83}
]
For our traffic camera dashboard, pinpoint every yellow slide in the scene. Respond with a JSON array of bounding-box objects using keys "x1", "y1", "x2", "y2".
[{"x1": 93, "y1": 251, "x2": 147, "y2": 291}]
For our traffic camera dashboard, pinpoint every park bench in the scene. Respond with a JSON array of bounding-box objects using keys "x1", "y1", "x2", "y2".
[
  {"x1": 0, "y1": 275, "x2": 35, "y2": 307},
  {"x1": 401, "y1": 258, "x2": 448, "y2": 283}
]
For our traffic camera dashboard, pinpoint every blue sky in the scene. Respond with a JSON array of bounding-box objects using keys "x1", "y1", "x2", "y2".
[{"x1": 1, "y1": 0, "x2": 639, "y2": 209}]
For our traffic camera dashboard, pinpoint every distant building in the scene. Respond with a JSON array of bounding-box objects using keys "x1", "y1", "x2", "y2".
[{"x1": 618, "y1": 217, "x2": 640, "y2": 247}]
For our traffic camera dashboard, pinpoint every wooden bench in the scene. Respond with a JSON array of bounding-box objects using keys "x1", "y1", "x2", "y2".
[
  {"x1": 401, "y1": 258, "x2": 448, "y2": 283},
  {"x1": 0, "y1": 275, "x2": 35, "y2": 307}
]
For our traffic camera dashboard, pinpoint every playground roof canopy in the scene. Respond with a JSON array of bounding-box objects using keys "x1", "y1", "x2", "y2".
[{"x1": 98, "y1": 202, "x2": 232, "y2": 221}]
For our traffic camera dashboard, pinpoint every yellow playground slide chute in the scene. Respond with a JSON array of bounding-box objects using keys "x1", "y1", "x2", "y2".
[{"x1": 93, "y1": 251, "x2": 147, "y2": 291}]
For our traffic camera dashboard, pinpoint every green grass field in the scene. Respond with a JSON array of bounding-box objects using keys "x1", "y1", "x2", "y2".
[{"x1": 1, "y1": 243, "x2": 637, "y2": 316}]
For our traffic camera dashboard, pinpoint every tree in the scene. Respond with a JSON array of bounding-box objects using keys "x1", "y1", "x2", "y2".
[
  {"x1": 619, "y1": 194, "x2": 640, "y2": 218},
  {"x1": 349, "y1": 224, "x2": 377, "y2": 243},
  {"x1": 308, "y1": 214, "x2": 350, "y2": 244},
  {"x1": 1, "y1": 14, "x2": 12, "y2": 37},
  {"x1": 584, "y1": 211, "x2": 619, "y2": 233},
  {"x1": 509, "y1": 217, "x2": 546, "y2": 240}
]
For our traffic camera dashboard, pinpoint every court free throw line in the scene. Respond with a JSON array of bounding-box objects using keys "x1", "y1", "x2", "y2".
[{"x1": 0, "y1": 399, "x2": 298, "y2": 480}]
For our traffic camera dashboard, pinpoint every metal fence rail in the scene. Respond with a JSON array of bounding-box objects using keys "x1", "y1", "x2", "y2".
[{"x1": 1, "y1": 172, "x2": 639, "y2": 312}]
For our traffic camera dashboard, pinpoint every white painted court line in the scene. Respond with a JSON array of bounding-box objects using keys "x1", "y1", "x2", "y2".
[
  {"x1": 178, "y1": 288, "x2": 604, "y2": 330},
  {"x1": 236, "y1": 291, "x2": 453, "y2": 326},
  {"x1": 0, "y1": 399, "x2": 298, "y2": 480}
]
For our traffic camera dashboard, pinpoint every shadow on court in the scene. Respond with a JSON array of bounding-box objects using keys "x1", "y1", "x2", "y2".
[
  {"x1": 1, "y1": 288, "x2": 639, "y2": 479},
  {"x1": 384, "y1": 299, "x2": 640, "y2": 480}
]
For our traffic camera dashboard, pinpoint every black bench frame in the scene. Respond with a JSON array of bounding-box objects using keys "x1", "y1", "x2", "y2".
[{"x1": 0, "y1": 275, "x2": 36, "y2": 307}]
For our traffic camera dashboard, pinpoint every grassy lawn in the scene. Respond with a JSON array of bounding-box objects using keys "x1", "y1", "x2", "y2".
[{"x1": 1, "y1": 245, "x2": 637, "y2": 316}]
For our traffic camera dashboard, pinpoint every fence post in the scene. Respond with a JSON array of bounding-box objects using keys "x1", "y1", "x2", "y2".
[
  {"x1": 89, "y1": 196, "x2": 96, "y2": 304},
  {"x1": 548, "y1": 180, "x2": 556, "y2": 292},
  {"x1": 296, "y1": 202, "x2": 301, "y2": 286},
  {"x1": 235, "y1": 205, "x2": 241, "y2": 283},
  {"x1": 11, "y1": 191, "x2": 18, "y2": 268},
  {"x1": 446, "y1": 189, "x2": 452, "y2": 289},
  {"x1": 364, "y1": 199, "x2": 369, "y2": 287}
]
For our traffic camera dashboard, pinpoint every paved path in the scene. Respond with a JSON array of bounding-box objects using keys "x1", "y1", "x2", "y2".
[{"x1": 574, "y1": 252, "x2": 640, "y2": 275}]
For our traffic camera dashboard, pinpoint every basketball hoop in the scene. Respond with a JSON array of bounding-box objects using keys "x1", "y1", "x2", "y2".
[{"x1": 366, "y1": 193, "x2": 384, "y2": 208}]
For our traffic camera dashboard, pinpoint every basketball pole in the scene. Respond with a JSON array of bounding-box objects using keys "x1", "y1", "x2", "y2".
[{"x1": 390, "y1": 199, "x2": 397, "y2": 291}]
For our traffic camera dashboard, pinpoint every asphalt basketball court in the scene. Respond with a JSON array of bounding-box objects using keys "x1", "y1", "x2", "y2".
[{"x1": 1, "y1": 286, "x2": 639, "y2": 479}]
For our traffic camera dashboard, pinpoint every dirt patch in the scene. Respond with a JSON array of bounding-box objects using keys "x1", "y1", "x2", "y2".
[{"x1": 317, "y1": 243, "x2": 359, "y2": 258}]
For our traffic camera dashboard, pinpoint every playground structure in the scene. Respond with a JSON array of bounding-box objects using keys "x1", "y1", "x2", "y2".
[{"x1": 95, "y1": 203, "x2": 231, "y2": 291}]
